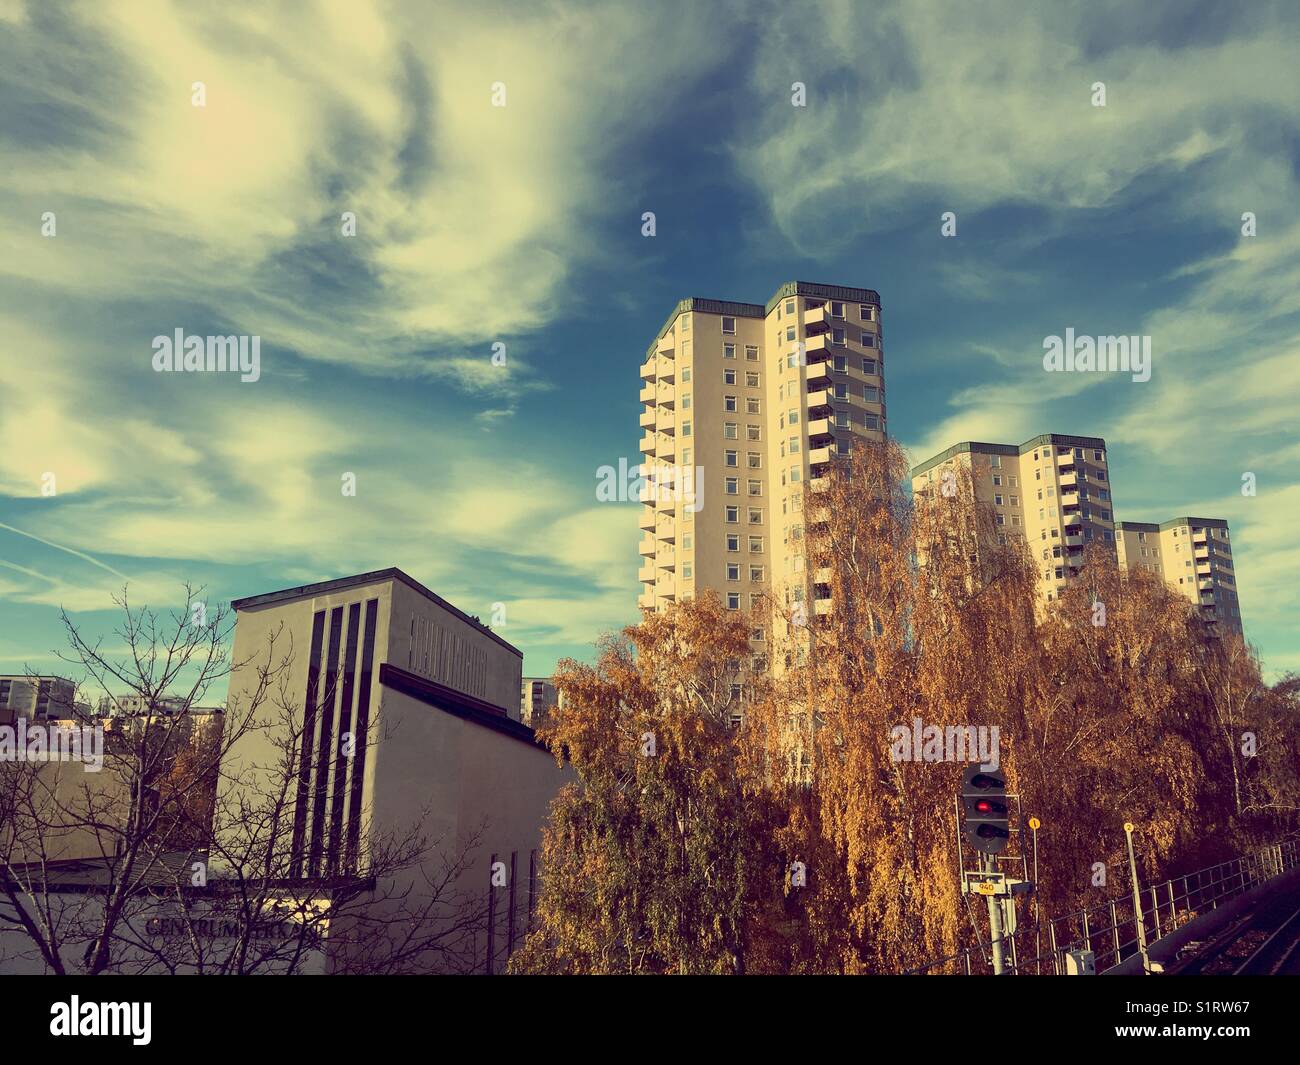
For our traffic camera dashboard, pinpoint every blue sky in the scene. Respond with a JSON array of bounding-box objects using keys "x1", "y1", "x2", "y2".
[{"x1": 2, "y1": 0, "x2": 1298, "y2": 698}]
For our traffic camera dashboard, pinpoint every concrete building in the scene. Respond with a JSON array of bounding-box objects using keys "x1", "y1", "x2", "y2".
[
  {"x1": 520, "y1": 677, "x2": 560, "y2": 729},
  {"x1": 638, "y1": 281, "x2": 886, "y2": 654},
  {"x1": 1117, "y1": 517, "x2": 1243, "y2": 635},
  {"x1": 0, "y1": 676, "x2": 75, "y2": 724},
  {"x1": 223, "y1": 568, "x2": 570, "y2": 973},
  {"x1": 911, "y1": 434, "x2": 1117, "y2": 603}
]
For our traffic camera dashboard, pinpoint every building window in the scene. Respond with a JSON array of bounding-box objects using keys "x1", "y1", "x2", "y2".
[
  {"x1": 722, "y1": 317, "x2": 737, "y2": 335},
  {"x1": 725, "y1": 477, "x2": 739, "y2": 495},
  {"x1": 830, "y1": 301, "x2": 845, "y2": 318},
  {"x1": 748, "y1": 507, "x2": 762, "y2": 523},
  {"x1": 725, "y1": 449, "x2": 738, "y2": 467},
  {"x1": 725, "y1": 368, "x2": 737, "y2": 384},
  {"x1": 750, "y1": 565, "x2": 765, "y2": 582},
  {"x1": 681, "y1": 421, "x2": 691, "y2": 437},
  {"x1": 727, "y1": 593, "x2": 740, "y2": 610},
  {"x1": 727, "y1": 563, "x2": 740, "y2": 581},
  {"x1": 745, "y1": 345, "x2": 759, "y2": 361},
  {"x1": 748, "y1": 452, "x2": 762, "y2": 469},
  {"x1": 746, "y1": 425, "x2": 761, "y2": 441},
  {"x1": 993, "y1": 475, "x2": 1002, "y2": 486},
  {"x1": 681, "y1": 393, "x2": 691, "y2": 409},
  {"x1": 727, "y1": 534, "x2": 740, "y2": 551},
  {"x1": 789, "y1": 436, "x2": 801, "y2": 454},
  {"x1": 746, "y1": 398, "x2": 760, "y2": 414},
  {"x1": 724, "y1": 422, "x2": 738, "y2": 439},
  {"x1": 745, "y1": 371, "x2": 759, "y2": 387},
  {"x1": 724, "y1": 343, "x2": 736, "y2": 359},
  {"x1": 748, "y1": 479, "x2": 762, "y2": 496},
  {"x1": 749, "y1": 536, "x2": 764, "y2": 553},
  {"x1": 726, "y1": 506, "x2": 739, "y2": 523},
  {"x1": 681, "y1": 367, "x2": 691, "y2": 382},
  {"x1": 861, "y1": 332, "x2": 875, "y2": 347},
  {"x1": 724, "y1": 394, "x2": 737, "y2": 412},
  {"x1": 859, "y1": 304, "x2": 874, "y2": 321}
]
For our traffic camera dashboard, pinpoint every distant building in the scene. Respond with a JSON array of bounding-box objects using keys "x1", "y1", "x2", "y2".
[
  {"x1": 520, "y1": 677, "x2": 560, "y2": 728},
  {"x1": 0, "y1": 676, "x2": 75, "y2": 724},
  {"x1": 1117, "y1": 517, "x2": 1243, "y2": 636}
]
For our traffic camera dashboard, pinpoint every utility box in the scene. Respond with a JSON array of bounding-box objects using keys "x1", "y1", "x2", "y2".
[{"x1": 1063, "y1": 949, "x2": 1096, "y2": 975}]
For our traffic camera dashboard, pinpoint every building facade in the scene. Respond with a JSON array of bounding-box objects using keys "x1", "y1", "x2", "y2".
[
  {"x1": 520, "y1": 677, "x2": 560, "y2": 729},
  {"x1": 911, "y1": 434, "x2": 1118, "y2": 603},
  {"x1": 0, "y1": 676, "x2": 75, "y2": 724},
  {"x1": 223, "y1": 568, "x2": 570, "y2": 973},
  {"x1": 1117, "y1": 517, "x2": 1243, "y2": 635},
  {"x1": 637, "y1": 281, "x2": 886, "y2": 650}
]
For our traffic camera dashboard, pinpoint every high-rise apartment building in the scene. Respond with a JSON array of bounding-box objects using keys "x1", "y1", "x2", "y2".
[
  {"x1": 0, "y1": 675, "x2": 75, "y2": 724},
  {"x1": 637, "y1": 281, "x2": 886, "y2": 646},
  {"x1": 910, "y1": 435, "x2": 1117, "y2": 603},
  {"x1": 1117, "y1": 518, "x2": 1243, "y2": 635}
]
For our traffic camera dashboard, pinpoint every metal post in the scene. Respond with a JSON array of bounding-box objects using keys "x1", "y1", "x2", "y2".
[
  {"x1": 1030, "y1": 818, "x2": 1041, "y2": 974},
  {"x1": 985, "y1": 852, "x2": 1007, "y2": 975},
  {"x1": 1124, "y1": 822, "x2": 1152, "y2": 974},
  {"x1": 1151, "y1": 885, "x2": 1161, "y2": 940},
  {"x1": 1049, "y1": 920, "x2": 1059, "y2": 975},
  {"x1": 1167, "y1": 880, "x2": 1176, "y2": 929},
  {"x1": 1109, "y1": 900, "x2": 1121, "y2": 967}
]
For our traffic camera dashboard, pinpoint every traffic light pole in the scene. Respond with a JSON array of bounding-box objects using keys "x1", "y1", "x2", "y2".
[{"x1": 983, "y1": 852, "x2": 1008, "y2": 975}]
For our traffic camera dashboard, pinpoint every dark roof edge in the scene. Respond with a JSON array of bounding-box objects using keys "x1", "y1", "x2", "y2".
[
  {"x1": 910, "y1": 434, "x2": 1109, "y2": 477},
  {"x1": 379, "y1": 664, "x2": 549, "y2": 751},
  {"x1": 231, "y1": 568, "x2": 522, "y2": 659}
]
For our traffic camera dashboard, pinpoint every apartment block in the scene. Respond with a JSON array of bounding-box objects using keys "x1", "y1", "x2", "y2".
[
  {"x1": 910, "y1": 435, "x2": 1117, "y2": 603},
  {"x1": 1117, "y1": 518, "x2": 1243, "y2": 635},
  {"x1": 520, "y1": 676, "x2": 560, "y2": 728},
  {"x1": 0, "y1": 675, "x2": 75, "y2": 725},
  {"x1": 637, "y1": 281, "x2": 886, "y2": 647}
]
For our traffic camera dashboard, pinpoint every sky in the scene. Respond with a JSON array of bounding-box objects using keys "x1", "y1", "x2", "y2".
[{"x1": 1, "y1": 0, "x2": 1298, "y2": 699}]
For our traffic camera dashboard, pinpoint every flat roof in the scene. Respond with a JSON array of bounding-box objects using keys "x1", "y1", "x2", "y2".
[
  {"x1": 231, "y1": 568, "x2": 522, "y2": 659},
  {"x1": 381, "y1": 664, "x2": 550, "y2": 751},
  {"x1": 910, "y1": 434, "x2": 1108, "y2": 477},
  {"x1": 646, "y1": 280, "x2": 883, "y2": 356}
]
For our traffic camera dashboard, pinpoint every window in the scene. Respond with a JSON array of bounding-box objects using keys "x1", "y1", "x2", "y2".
[
  {"x1": 995, "y1": 494, "x2": 1004, "y2": 506},
  {"x1": 788, "y1": 436, "x2": 801, "y2": 454},
  {"x1": 861, "y1": 332, "x2": 875, "y2": 347},
  {"x1": 681, "y1": 393, "x2": 691, "y2": 409},
  {"x1": 725, "y1": 505, "x2": 739, "y2": 523},
  {"x1": 993, "y1": 475, "x2": 1002, "y2": 486},
  {"x1": 725, "y1": 368, "x2": 737, "y2": 384},
  {"x1": 681, "y1": 367, "x2": 691, "y2": 382},
  {"x1": 790, "y1": 466, "x2": 801, "y2": 482},
  {"x1": 750, "y1": 565, "x2": 764, "y2": 583},
  {"x1": 748, "y1": 479, "x2": 762, "y2": 496},
  {"x1": 859, "y1": 304, "x2": 874, "y2": 321},
  {"x1": 724, "y1": 422, "x2": 738, "y2": 439},
  {"x1": 727, "y1": 534, "x2": 740, "y2": 551},
  {"x1": 682, "y1": 563, "x2": 693, "y2": 579},
  {"x1": 1010, "y1": 496, "x2": 1018, "y2": 506},
  {"x1": 785, "y1": 300, "x2": 795, "y2": 315},
  {"x1": 1093, "y1": 450, "x2": 1103, "y2": 462},
  {"x1": 745, "y1": 345, "x2": 759, "y2": 361},
  {"x1": 745, "y1": 371, "x2": 759, "y2": 387},
  {"x1": 834, "y1": 383, "x2": 848, "y2": 399},
  {"x1": 748, "y1": 452, "x2": 761, "y2": 469},
  {"x1": 864, "y1": 414, "x2": 879, "y2": 430},
  {"x1": 1008, "y1": 476, "x2": 1018, "y2": 487},
  {"x1": 725, "y1": 477, "x2": 738, "y2": 495},
  {"x1": 748, "y1": 507, "x2": 762, "y2": 523},
  {"x1": 747, "y1": 425, "x2": 761, "y2": 441},
  {"x1": 832, "y1": 328, "x2": 846, "y2": 345},
  {"x1": 681, "y1": 447, "x2": 691, "y2": 464},
  {"x1": 727, "y1": 563, "x2": 740, "y2": 581},
  {"x1": 727, "y1": 593, "x2": 740, "y2": 610},
  {"x1": 785, "y1": 326, "x2": 796, "y2": 342},
  {"x1": 722, "y1": 317, "x2": 737, "y2": 335},
  {"x1": 830, "y1": 301, "x2": 845, "y2": 318},
  {"x1": 788, "y1": 408, "x2": 799, "y2": 425},
  {"x1": 725, "y1": 449, "x2": 738, "y2": 467},
  {"x1": 991, "y1": 456, "x2": 1002, "y2": 468},
  {"x1": 681, "y1": 421, "x2": 692, "y2": 437},
  {"x1": 724, "y1": 343, "x2": 736, "y2": 359},
  {"x1": 683, "y1": 535, "x2": 693, "y2": 550},
  {"x1": 863, "y1": 385, "x2": 879, "y2": 402},
  {"x1": 833, "y1": 355, "x2": 847, "y2": 372},
  {"x1": 680, "y1": 315, "x2": 690, "y2": 333},
  {"x1": 746, "y1": 398, "x2": 760, "y2": 414},
  {"x1": 862, "y1": 358, "x2": 877, "y2": 374},
  {"x1": 835, "y1": 412, "x2": 850, "y2": 428},
  {"x1": 724, "y1": 394, "x2": 737, "y2": 412},
  {"x1": 749, "y1": 536, "x2": 764, "y2": 553}
]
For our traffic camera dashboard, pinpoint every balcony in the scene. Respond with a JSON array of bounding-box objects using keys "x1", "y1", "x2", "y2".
[
  {"x1": 1198, "y1": 578, "x2": 1214, "y2": 590},
  {"x1": 1060, "y1": 489, "x2": 1079, "y2": 506},
  {"x1": 804, "y1": 333, "x2": 840, "y2": 359},
  {"x1": 657, "y1": 358, "x2": 675, "y2": 382},
  {"x1": 639, "y1": 383, "x2": 655, "y2": 404},
  {"x1": 640, "y1": 360, "x2": 656, "y2": 381},
  {"x1": 808, "y1": 476, "x2": 829, "y2": 493},
  {"x1": 806, "y1": 362, "x2": 832, "y2": 388},
  {"x1": 1065, "y1": 534, "x2": 1084, "y2": 547},
  {"x1": 656, "y1": 522, "x2": 675, "y2": 543},
  {"x1": 637, "y1": 592, "x2": 654, "y2": 610},
  {"x1": 639, "y1": 433, "x2": 656, "y2": 456},
  {"x1": 656, "y1": 413, "x2": 675, "y2": 435},
  {"x1": 806, "y1": 389, "x2": 833, "y2": 412},
  {"x1": 657, "y1": 333, "x2": 675, "y2": 355},
  {"x1": 639, "y1": 508, "x2": 655, "y2": 531},
  {"x1": 638, "y1": 564, "x2": 655, "y2": 584},
  {"x1": 804, "y1": 304, "x2": 831, "y2": 331},
  {"x1": 657, "y1": 552, "x2": 676, "y2": 571},
  {"x1": 639, "y1": 408, "x2": 656, "y2": 429},
  {"x1": 1059, "y1": 470, "x2": 1078, "y2": 488},
  {"x1": 813, "y1": 598, "x2": 833, "y2": 616},
  {"x1": 658, "y1": 434, "x2": 676, "y2": 461},
  {"x1": 656, "y1": 384, "x2": 675, "y2": 409},
  {"x1": 809, "y1": 446, "x2": 833, "y2": 466},
  {"x1": 807, "y1": 417, "x2": 833, "y2": 440},
  {"x1": 639, "y1": 535, "x2": 656, "y2": 558}
]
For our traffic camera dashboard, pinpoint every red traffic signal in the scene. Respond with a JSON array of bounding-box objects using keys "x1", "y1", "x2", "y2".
[{"x1": 961, "y1": 765, "x2": 1010, "y2": 854}]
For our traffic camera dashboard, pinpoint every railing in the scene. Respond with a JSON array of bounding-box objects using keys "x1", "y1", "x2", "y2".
[{"x1": 907, "y1": 837, "x2": 1300, "y2": 975}]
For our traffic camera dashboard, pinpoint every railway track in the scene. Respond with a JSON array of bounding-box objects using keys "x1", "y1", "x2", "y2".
[{"x1": 1166, "y1": 889, "x2": 1300, "y2": 975}]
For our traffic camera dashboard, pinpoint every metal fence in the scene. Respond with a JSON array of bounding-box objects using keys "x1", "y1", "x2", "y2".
[{"x1": 908, "y1": 836, "x2": 1300, "y2": 975}]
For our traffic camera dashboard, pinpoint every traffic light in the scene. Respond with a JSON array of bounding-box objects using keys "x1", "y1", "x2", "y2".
[{"x1": 961, "y1": 765, "x2": 1009, "y2": 854}]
